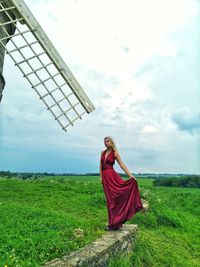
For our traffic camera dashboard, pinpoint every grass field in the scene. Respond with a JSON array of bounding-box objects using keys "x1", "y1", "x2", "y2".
[{"x1": 0, "y1": 176, "x2": 199, "y2": 267}]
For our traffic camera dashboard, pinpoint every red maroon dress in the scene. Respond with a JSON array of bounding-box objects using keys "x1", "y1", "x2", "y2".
[{"x1": 101, "y1": 149, "x2": 143, "y2": 230}]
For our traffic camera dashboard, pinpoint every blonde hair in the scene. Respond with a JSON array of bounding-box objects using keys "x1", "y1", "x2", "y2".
[{"x1": 104, "y1": 136, "x2": 117, "y2": 151}]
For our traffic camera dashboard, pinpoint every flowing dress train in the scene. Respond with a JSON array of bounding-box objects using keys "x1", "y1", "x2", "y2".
[{"x1": 101, "y1": 149, "x2": 143, "y2": 230}]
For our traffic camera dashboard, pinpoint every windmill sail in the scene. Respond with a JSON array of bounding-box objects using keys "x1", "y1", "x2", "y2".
[
  {"x1": 0, "y1": 1, "x2": 16, "y2": 102},
  {"x1": 0, "y1": 0, "x2": 95, "y2": 131}
]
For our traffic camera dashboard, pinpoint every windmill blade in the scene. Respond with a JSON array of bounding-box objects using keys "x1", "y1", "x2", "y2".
[{"x1": 0, "y1": 0, "x2": 95, "y2": 131}]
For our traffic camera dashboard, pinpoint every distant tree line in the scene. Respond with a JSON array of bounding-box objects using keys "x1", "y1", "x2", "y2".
[
  {"x1": 0, "y1": 171, "x2": 199, "y2": 183},
  {"x1": 0, "y1": 171, "x2": 128, "y2": 179},
  {"x1": 153, "y1": 175, "x2": 200, "y2": 188},
  {"x1": 0, "y1": 171, "x2": 41, "y2": 180},
  {"x1": 0, "y1": 171, "x2": 14, "y2": 177}
]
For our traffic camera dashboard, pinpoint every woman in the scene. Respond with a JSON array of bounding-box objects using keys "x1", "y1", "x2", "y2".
[{"x1": 100, "y1": 136, "x2": 143, "y2": 231}]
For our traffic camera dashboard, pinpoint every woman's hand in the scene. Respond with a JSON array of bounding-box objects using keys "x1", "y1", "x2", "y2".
[
  {"x1": 130, "y1": 175, "x2": 137, "y2": 181},
  {"x1": 100, "y1": 177, "x2": 103, "y2": 183}
]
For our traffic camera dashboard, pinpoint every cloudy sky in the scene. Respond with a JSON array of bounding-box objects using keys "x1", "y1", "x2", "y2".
[{"x1": 0, "y1": 0, "x2": 199, "y2": 174}]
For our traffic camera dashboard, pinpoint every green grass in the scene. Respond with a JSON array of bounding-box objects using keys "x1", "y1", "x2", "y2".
[
  {"x1": 109, "y1": 182, "x2": 200, "y2": 267},
  {"x1": 0, "y1": 176, "x2": 107, "y2": 266},
  {"x1": 0, "y1": 176, "x2": 199, "y2": 266}
]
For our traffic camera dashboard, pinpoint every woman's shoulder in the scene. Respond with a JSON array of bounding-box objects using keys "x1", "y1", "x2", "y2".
[{"x1": 114, "y1": 149, "x2": 119, "y2": 157}]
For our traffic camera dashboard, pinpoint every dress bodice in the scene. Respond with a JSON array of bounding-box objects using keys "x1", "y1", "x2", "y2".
[{"x1": 101, "y1": 149, "x2": 115, "y2": 171}]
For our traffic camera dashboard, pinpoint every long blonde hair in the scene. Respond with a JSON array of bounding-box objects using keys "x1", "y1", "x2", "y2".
[{"x1": 104, "y1": 136, "x2": 117, "y2": 151}]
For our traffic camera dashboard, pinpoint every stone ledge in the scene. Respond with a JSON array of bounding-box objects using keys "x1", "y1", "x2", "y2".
[
  {"x1": 43, "y1": 224, "x2": 138, "y2": 267},
  {"x1": 141, "y1": 202, "x2": 149, "y2": 213}
]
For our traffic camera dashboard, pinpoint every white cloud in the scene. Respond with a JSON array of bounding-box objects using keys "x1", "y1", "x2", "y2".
[
  {"x1": 0, "y1": 0, "x2": 199, "y2": 173},
  {"x1": 171, "y1": 107, "x2": 200, "y2": 134},
  {"x1": 25, "y1": 0, "x2": 199, "y2": 74},
  {"x1": 141, "y1": 125, "x2": 158, "y2": 134}
]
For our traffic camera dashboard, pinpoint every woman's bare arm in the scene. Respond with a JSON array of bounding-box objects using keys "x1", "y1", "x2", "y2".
[{"x1": 115, "y1": 150, "x2": 136, "y2": 180}]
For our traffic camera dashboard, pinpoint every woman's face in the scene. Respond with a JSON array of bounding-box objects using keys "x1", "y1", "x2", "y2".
[{"x1": 104, "y1": 138, "x2": 112, "y2": 149}]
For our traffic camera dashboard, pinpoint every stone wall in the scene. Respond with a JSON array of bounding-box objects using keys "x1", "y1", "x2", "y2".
[{"x1": 43, "y1": 224, "x2": 138, "y2": 267}]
